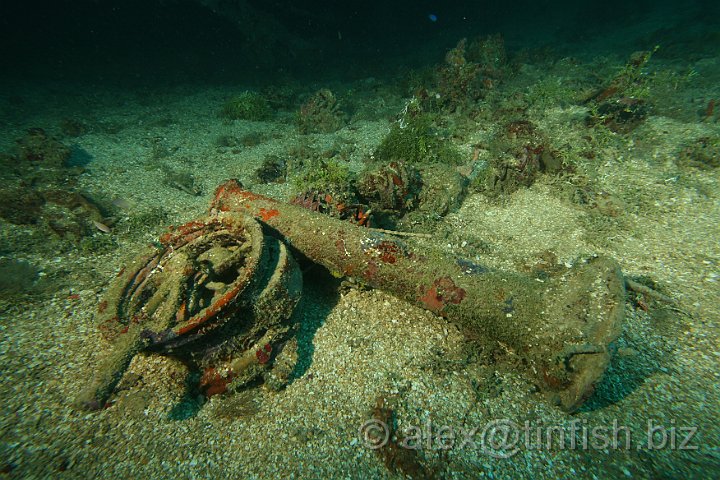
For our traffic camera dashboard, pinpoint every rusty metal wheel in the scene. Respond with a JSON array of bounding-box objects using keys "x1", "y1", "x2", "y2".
[{"x1": 78, "y1": 212, "x2": 302, "y2": 410}]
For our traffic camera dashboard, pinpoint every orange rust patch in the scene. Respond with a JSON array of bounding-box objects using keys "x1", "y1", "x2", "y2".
[
  {"x1": 212, "y1": 179, "x2": 273, "y2": 210},
  {"x1": 176, "y1": 219, "x2": 207, "y2": 236},
  {"x1": 199, "y1": 368, "x2": 234, "y2": 397},
  {"x1": 419, "y1": 284, "x2": 444, "y2": 312},
  {"x1": 256, "y1": 343, "x2": 272, "y2": 364},
  {"x1": 212, "y1": 179, "x2": 245, "y2": 203},
  {"x1": 175, "y1": 301, "x2": 188, "y2": 323},
  {"x1": 158, "y1": 232, "x2": 173, "y2": 245},
  {"x1": 418, "y1": 276, "x2": 466, "y2": 314},
  {"x1": 176, "y1": 281, "x2": 242, "y2": 335},
  {"x1": 239, "y1": 190, "x2": 263, "y2": 201},
  {"x1": 258, "y1": 208, "x2": 280, "y2": 221},
  {"x1": 376, "y1": 241, "x2": 400, "y2": 264}
]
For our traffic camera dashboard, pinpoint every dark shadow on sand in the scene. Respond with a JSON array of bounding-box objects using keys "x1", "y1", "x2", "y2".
[{"x1": 578, "y1": 304, "x2": 683, "y2": 412}]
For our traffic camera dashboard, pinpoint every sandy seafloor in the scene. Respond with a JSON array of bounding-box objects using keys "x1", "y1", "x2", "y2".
[{"x1": 1, "y1": 51, "x2": 719, "y2": 479}]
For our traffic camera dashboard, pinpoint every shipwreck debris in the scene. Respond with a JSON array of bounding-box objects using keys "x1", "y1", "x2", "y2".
[
  {"x1": 80, "y1": 180, "x2": 626, "y2": 413},
  {"x1": 77, "y1": 211, "x2": 302, "y2": 410},
  {"x1": 211, "y1": 180, "x2": 626, "y2": 411}
]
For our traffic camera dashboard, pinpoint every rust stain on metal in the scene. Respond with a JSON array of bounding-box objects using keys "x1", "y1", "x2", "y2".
[
  {"x1": 176, "y1": 280, "x2": 243, "y2": 336},
  {"x1": 335, "y1": 237, "x2": 347, "y2": 256},
  {"x1": 258, "y1": 208, "x2": 280, "y2": 221},
  {"x1": 82, "y1": 180, "x2": 627, "y2": 414},
  {"x1": 418, "y1": 276, "x2": 467, "y2": 314},
  {"x1": 375, "y1": 240, "x2": 401, "y2": 264},
  {"x1": 362, "y1": 260, "x2": 379, "y2": 283}
]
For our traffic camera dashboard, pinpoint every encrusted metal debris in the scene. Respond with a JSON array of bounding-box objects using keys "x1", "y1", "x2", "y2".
[
  {"x1": 77, "y1": 211, "x2": 302, "y2": 409},
  {"x1": 80, "y1": 179, "x2": 625, "y2": 412}
]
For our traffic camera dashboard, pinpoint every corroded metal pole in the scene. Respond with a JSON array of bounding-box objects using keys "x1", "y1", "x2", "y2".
[{"x1": 212, "y1": 180, "x2": 625, "y2": 411}]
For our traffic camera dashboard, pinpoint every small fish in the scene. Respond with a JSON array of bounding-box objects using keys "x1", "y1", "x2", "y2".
[
  {"x1": 93, "y1": 220, "x2": 112, "y2": 233},
  {"x1": 428, "y1": 13, "x2": 438, "y2": 22},
  {"x1": 112, "y1": 197, "x2": 132, "y2": 210}
]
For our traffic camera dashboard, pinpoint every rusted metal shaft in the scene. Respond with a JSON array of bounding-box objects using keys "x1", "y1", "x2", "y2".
[{"x1": 212, "y1": 180, "x2": 625, "y2": 411}]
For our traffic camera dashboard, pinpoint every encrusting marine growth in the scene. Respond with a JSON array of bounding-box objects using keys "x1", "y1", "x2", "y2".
[{"x1": 79, "y1": 179, "x2": 626, "y2": 413}]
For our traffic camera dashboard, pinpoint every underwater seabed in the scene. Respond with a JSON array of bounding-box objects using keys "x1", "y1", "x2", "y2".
[{"x1": 1, "y1": 42, "x2": 719, "y2": 478}]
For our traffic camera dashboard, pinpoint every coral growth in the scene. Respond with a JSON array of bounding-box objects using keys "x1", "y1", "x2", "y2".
[
  {"x1": 358, "y1": 161, "x2": 420, "y2": 212},
  {"x1": 432, "y1": 35, "x2": 508, "y2": 113},
  {"x1": 357, "y1": 161, "x2": 421, "y2": 227},
  {"x1": 435, "y1": 38, "x2": 482, "y2": 112},
  {"x1": 294, "y1": 158, "x2": 354, "y2": 198},
  {"x1": 466, "y1": 33, "x2": 508, "y2": 81}
]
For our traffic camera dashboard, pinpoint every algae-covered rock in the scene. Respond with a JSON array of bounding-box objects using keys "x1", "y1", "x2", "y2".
[
  {"x1": 41, "y1": 190, "x2": 106, "y2": 240},
  {"x1": 254, "y1": 155, "x2": 287, "y2": 184},
  {"x1": 358, "y1": 161, "x2": 421, "y2": 213},
  {"x1": 0, "y1": 258, "x2": 39, "y2": 295},
  {"x1": 357, "y1": 161, "x2": 422, "y2": 228},
  {"x1": 416, "y1": 164, "x2": 468, "y2": 217},
  {"x1": 0, "y1": 187, "x2": 45, "y2": 225},
  {"x1": 466, "y1": 33, "x2": 508, "y2": 80},
  {"x1": 15, "y1": 127, "x2": 72, "y2": 169},
  {"x1": 435, "y1": 38, "x2": 483, "y2": 112},
  {"x1": 482, "y1": 120, "x2": 564, "y2": 195},
  {"x1": 677, "y1": 136, "x2": 720, "y2": 169},
  {"x1": 296, "y1": 89, "x2": 346, "y2": 134},
  {"x1": 222, "y1": 91, "x2": 272, "y2": 121},
  {"x1": 374, "y1": 99, "x2": 464, "y2": 165},
  {"x1": 294, "y1": 158, "x2": 355, "y2": 200},
  {"x1": 0, "y1": 131, "x2": 109, "y2": 242},
  {"x1": 584, "y1": 48, "x2": 657, "y2": 133}
]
